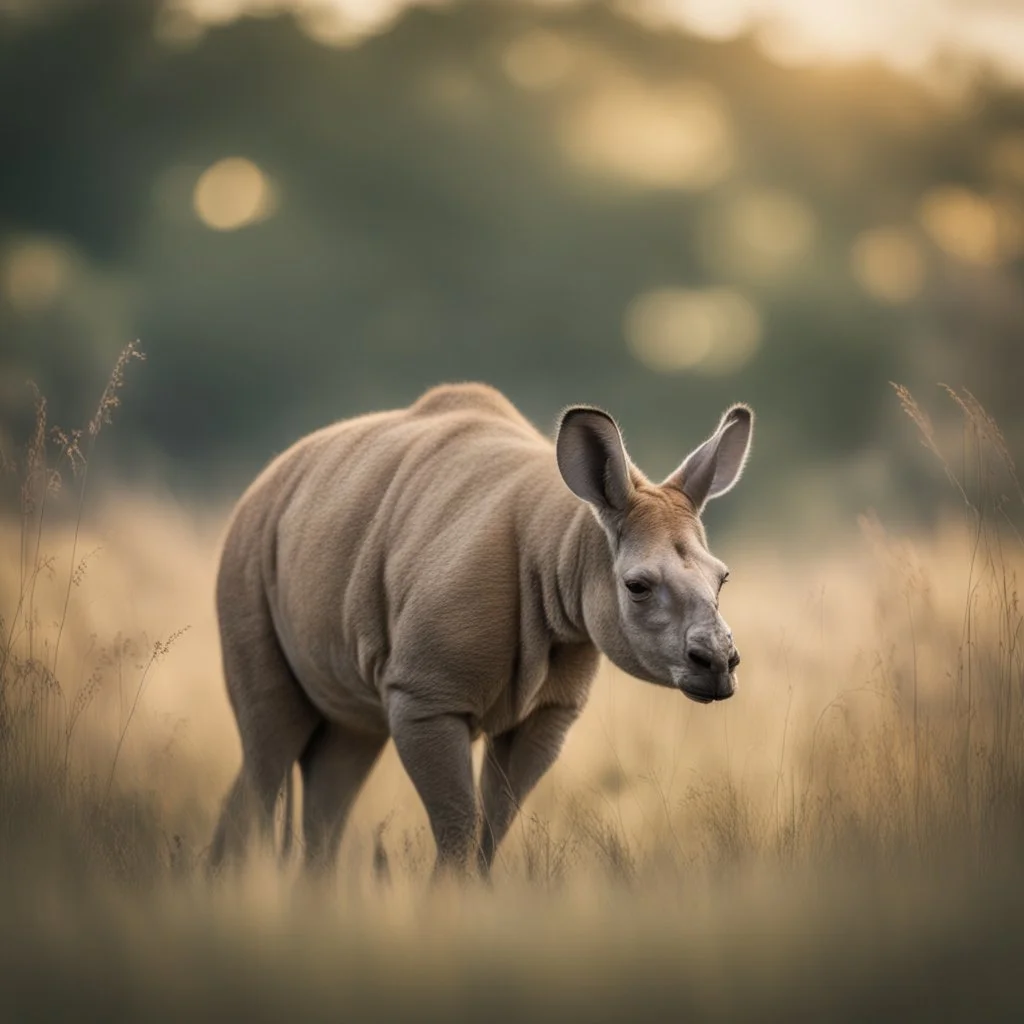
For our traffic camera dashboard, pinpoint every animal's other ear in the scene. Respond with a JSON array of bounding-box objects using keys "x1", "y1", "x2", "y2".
[
  {"x1": 664, "y1": 404, "x2": 753, "y2": 512},
  {"x1": 556, "y1": 407, "x2": 634, "y2": 515}
]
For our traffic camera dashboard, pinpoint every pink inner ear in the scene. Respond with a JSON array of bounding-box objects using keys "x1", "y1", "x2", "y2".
[
  {"x1": 678, "y1": 439, "x2": 720, "y2": 511},
  {"x1": 556, "y1": 408, "x2": 633, "y2": 511},
  {"x1": 709, "y1": 415, "x2": 752, "y2": 497},
  {"x1": 663, "y1": 407, "x2": 752, "y2": 509}
]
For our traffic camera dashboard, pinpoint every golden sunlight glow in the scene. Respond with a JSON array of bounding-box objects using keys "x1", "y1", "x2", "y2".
[
  {"x1": 850, "y1": 227, "x2": 925, "y2": 304},
  {"x1": 169, "y1": 0, "x2": 440, "y2": 49},
  {"x1": 625, "y1": 287, "x2": 761, "y2": 375},
  {"x1": 918, "y1": 186, "x2": 1001, "y2": 266},
  {"x1": 295, "y1": 0, "x2": 411, "y2": 47},
  {"x1": 171, "y1": 1, "x2": 1024, "y2": 85},
  {"x1": 193, "y1": 158, "x2": 275, "y2": 231},
  {"x1": 562, "y1": 75, "x2": 732, "y2": 191},
  {"x1": 295, "y1": 6, "x2": 362, "y2": 47},
  {"x1": 174, "y1": 0, "x2": 253, "y2": 24},
  {"x1": 502, "y1": 29, "x2": 574, "y2": 91},
  {"x1": 1, "y1": 240, "x2": 70, "y2": 313},
  {"x1": 754, "y1": 2, "x2": 898, "y2": 68}
]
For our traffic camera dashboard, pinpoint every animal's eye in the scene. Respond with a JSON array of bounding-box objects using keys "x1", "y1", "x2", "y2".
[{"x1": 624, "y1": 579, "x2": 651, "y2": 599}]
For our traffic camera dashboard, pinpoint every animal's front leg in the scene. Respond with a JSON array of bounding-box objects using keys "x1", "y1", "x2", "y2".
[
  {"x1": 478, "y1": 704, "x2": 580, "y2": 876},
  {"x1": 388, "y1": 699, "x2": 478, "y2": 876}
]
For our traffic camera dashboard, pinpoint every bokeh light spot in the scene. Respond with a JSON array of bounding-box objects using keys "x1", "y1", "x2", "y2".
[
  {"x1": 625, "y1": 287, "x2": 761, "y2": 375},
  {"x1": 701, "y1": 188, "x2": 817, "y2": 278},
  {"x1": 297, "y1": 6, "x2": 362, "y2": 47},
  {"x1": 296, "y1": 1, "x2": 405, "y2": 48},
  {"x1": 1, "y1": 241, "x2": 70, "y2": 313},
  {"x1": 850, "y1": 227, "x2": 925, "y2": 304},
  {"x1": 193, "y1": 158, "x2": 275, "y2": 231},
  {"x1": 563, "y1": 76, "x2": 732, "y2": 191},
  {"x1": 172, "y1": 0, "x2": 248, "y2": 26},
  {"x1": 918, "y1": 186, "x2": 1000, "y2": 266},
  {"x1": 732, "y1": 190, "x2": 816, "y2": 265}
]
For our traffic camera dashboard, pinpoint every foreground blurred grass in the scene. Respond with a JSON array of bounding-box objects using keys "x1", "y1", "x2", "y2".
[
  {"x1": 4, "y1": 865, "x2": 1024, "y2": 1021},
  {"x1": 2, "y1": 356, "x2": 1023, "y2": 1019}
]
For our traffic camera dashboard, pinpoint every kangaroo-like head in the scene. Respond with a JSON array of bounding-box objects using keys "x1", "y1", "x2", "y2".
[{"x1": 556, "y1": 403, "x2": 753, "y2": 704}]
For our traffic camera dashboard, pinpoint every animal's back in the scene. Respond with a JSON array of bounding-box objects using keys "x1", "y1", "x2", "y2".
[{"x1": 217, "y1": 383, "x2": 574, "y2": 734}]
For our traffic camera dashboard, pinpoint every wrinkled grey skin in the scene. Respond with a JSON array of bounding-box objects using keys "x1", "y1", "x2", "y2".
[{"x1": 209, "y1": 384, "x2": 753, "y2": 878}]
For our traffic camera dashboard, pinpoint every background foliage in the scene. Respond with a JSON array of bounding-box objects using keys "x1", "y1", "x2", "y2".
[{"x1": 3, "y1": 0, "x2": 1023, "y2": 535}]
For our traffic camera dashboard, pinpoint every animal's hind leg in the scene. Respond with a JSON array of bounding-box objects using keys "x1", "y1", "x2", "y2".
[
  {"x1": 300, "y1": 721, "x2": 386, "y2": 877},
  {"x1": 209, "y1": 770, "x2": 248, "y2": 871},
  {"x1": 209, "y1": 594, "x2": 321, "y2": 872}
]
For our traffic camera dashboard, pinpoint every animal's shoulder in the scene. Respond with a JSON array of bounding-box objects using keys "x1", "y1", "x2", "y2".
[{"x1": 410, "y1": 383, "x2": 534, "y2": 429}]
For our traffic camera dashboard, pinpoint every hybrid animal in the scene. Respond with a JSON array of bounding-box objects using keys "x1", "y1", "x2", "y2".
[{"x1": 210, "y1": 384, "x2": 753, "y2": 877}]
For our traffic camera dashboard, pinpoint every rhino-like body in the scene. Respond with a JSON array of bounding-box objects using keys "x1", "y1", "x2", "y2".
[{"x1": 211, "y1": 383, "x2": 752, "y2": 876}]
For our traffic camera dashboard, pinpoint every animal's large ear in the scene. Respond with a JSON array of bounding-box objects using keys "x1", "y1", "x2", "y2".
[
  {"x1": 556, "y1": 406, "x2": 634, "y2": 516},
  {"x1": 664, "y1": 404, "x2": 753, "y2": 512}
]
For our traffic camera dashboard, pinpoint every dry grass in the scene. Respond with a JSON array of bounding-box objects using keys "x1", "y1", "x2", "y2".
[{"x1": 1, "y1": 354, "x2": 1023, "y2": 1019}]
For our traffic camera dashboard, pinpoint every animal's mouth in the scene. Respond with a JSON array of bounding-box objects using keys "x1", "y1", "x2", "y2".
[
  {"x1": 681, "y1": 689, "x2": 714, "y2": 704},
  {"x1": 671, "y1": 666, "x2": 735, "y2": 704}
]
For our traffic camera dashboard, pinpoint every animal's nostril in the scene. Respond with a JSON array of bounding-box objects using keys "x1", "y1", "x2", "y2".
[
  {"x1": 687, "y1": 648, "x2": 714, "y2": 671},
  {"x1": 728, "y1": 649, "x2": 741, "y2": 671}
]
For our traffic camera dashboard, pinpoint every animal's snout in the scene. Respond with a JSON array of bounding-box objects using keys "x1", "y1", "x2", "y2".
[
  {"x1": 715, "y1": 672, "x2": 736, "y2": 701},
  {"x1": 686, "y1": 644, "x2": 716, "y2": 673},
  {"x1": 685, "y1": 633, "x2": 739, "y2": 701},
  {"x1": 686, "y1": 640, "x2": 729, "y2": 675}
]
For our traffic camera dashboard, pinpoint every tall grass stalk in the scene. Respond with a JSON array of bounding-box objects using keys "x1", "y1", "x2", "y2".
[{"x1": 0, "y1": 344, "x2": 187, "y2": 877}]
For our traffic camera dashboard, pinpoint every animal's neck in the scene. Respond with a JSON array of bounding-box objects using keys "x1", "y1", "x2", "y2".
[
  {"x1": 547, "y1": 503, "x2": 600, "y2": 642},
  {"x1": 512, "y1": 485, "x2": 602, "y2": 646},
  {"x1": 551, "y1": 501, "x2": 647, "y2": 678},
  {"x1": 549, "y1": 504, "x2": 621, "y2": 654}
]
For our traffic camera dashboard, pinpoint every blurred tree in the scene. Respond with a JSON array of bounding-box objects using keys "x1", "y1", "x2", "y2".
[{"x1": 0, "y1": 0, "x2": 1021, "y2": 533}]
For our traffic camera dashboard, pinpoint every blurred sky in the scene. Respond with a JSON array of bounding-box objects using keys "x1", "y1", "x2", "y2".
[{"x1": 169, "y1": 0, "x2": 1024, "y2": 82}]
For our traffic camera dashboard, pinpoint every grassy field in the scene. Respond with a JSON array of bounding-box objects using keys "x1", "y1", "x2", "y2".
[{"x1": 2, "y1": 359, "x2": 1023, "y2": 1020}]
